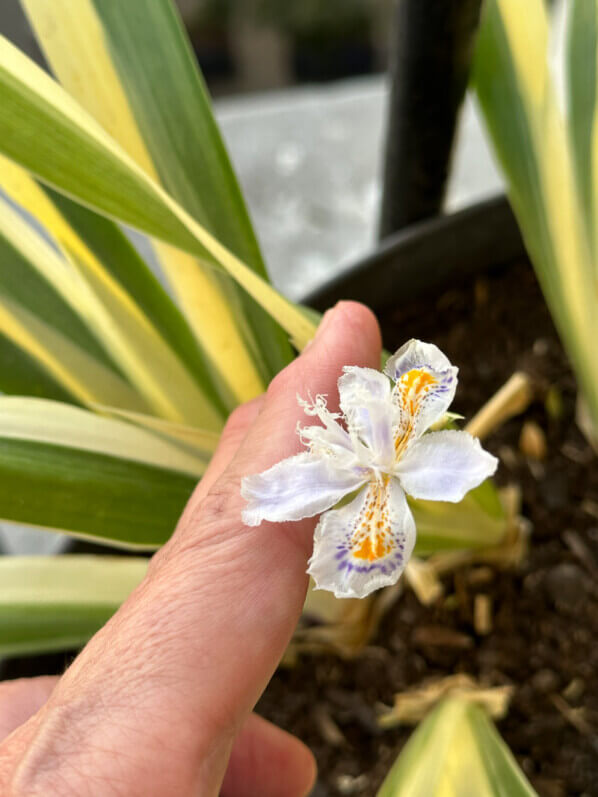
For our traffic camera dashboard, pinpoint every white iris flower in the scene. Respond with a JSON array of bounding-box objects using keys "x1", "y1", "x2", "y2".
[{"x1": 242, "y1": 340, "x2": 498, "y2": 599}]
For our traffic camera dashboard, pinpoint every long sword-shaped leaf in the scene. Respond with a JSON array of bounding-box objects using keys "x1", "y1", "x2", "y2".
[
  {"x1": 91, "y1": 0, "x2": 293, "y2": 379},
  {"x1": 0, "y1": 439, "x2": 194, "y2": 548},
  {"x1": 151, "y1": 243, "x2": 267, "y2": 404},
  {"x1": 0, "y1": 399, "x2": 199, "y2": 547},
  {"x1": 0, "y1": 152, "x2": 229, "y2": 411},
  {"x1": 0, "y1": 334, "x2": 73, "y2": 402},
  {"x1": 0, "y1": 164, "x2": 224, "y2": 427},
  {"x1": 96, "y1": 405, "x2": 220, "y2": 460},
  {"x1": 0, "y1": 155, "x2": 260, "y2": 411},
  {"x1": 0, "y1": 397, "x2": 207, "y2": 477},
  {"x1": 0, "y1": 35, "x2": 317, "y2": 354},
  {"x1": 0, "y1": 194, "x2": 143, "y2": 405},
  {"x1": 377, "y1": 698, "x2": 537, "y2": 796},
  {"x1": 0, "y1": 296, "x2": 147, "y2": 410},
  {"x1": 567, "y1": 0, "x2": 597, "y2": 253},
  {"x1": 0, "y1": 556, "x2": 147, "y2": 658},
  {"x1": 474, "y1": 0, "x2": 598, "y2": 429},
  {"x1": 46, "y1": 191, "x2": 232, "y2": 412},
  {"x1": 0, "y1": 196, "x2": 115, "y2": 369},
  {"x1": 22, "y1": 0, "x2": 292, "y2": 393}
]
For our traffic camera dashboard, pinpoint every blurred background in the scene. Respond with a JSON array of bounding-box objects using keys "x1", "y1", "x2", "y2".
[{"x1": 0, "y1": 0, "x2": 502, "y2": 304}]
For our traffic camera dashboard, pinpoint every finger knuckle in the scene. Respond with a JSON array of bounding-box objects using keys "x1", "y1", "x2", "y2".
[
  {"x1": 167, "y1": 474, "x2": 242, "y2": 561},
  {"x1": 193, "y1": 475, "x2": 241, "y2": 538}
]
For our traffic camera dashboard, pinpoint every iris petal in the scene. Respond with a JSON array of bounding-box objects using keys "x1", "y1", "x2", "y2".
[
  {"x1": 384, "y1": 339, "x2": 453, "y2": 380},
  {"x1": 338, "y1": 366, "x2": 395, "y2": 465},
  {"x1": 385, "y1": 340, "x2": 458, "y2": 449},
  {"x1": 241, "y1": 452, "x2": 368, "y2": 527},
  {"x1": 392, "y1": 366, "x2": 458, "y2": 446},
  {"x1": 396, "y1": 429, "x2": 498, "y2": 503},
  {"x1": 307, "y1": 477, "x2": 416, "y2": 599}
]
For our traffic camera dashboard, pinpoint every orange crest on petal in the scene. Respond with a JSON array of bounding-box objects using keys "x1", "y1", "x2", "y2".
[
  {"x1": 393, "y1": 368, "x2": 441, "y2": 455},
  {"x1": 350, "y1": 477, "x2": 395, "y2": 561}
]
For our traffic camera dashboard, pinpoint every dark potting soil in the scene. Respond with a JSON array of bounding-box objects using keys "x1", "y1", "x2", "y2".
[{"x1": 257, "y1": 260, "x2": 598, "y2": 796}]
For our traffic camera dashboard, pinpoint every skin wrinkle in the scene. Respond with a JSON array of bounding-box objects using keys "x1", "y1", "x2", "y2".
[
  {"x1": 9, "y1": 616, "x2": 286, "y2": 793},
  {"x1": 191, "y1": 457, "x2": 318, "y2": 561},
  {"x1": 10, "y1": 608, "x2": 203, "y2": 793},
  {"x1": 137, "y1": 539, "x2": 300, "y2": 747},
  {"x1": 9, "y1": 699, "x2": 100, "y2": 795},
  {"x1": 14, "y1": 739, "x2": 145, "y2": 797},
  {"x1": 150, "y1": 396, "x2": 266, "y2": 578},
  {"x1": 10, "y1": 680, "x2": 202, "y2": 797},
  {"x1": 168, "y1": 487, "x2": 244, "y2": 561}
]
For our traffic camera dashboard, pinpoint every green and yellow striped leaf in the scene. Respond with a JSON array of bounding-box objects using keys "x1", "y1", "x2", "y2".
[
  {"x1": 96, "y1": 405, "x2": 220, "y2": 460},
  {"x1": 22, "y1": 0, "x2": 294, "y2": 395},
  {"x1": 377, "y1": 698, "x2": 537, "y2": 796},
  {"x1": 0, "y1": 194, "x2": 114, "y2": 370},
  {"x1": 45, "y1": 187, "x2": 230, "y2": 413},
  {"x1": 0, "y1": 556, "x2": 147, "y2": 657},
  {"x1": 474, "y1": 0, "x2": 598, "y2": 434},
  {"x1": 0, "y1": 33, "x2": 317, "y2": 360},
  {"x1": 0, "y1": 397, "x2": 199, "y2": 547},
  {"x1": 0, "y1": 296, "x2": 147, "y2": 411},
  {"x1": 566, "y1": 0, "x2": 598, "y2": 253},
  {"x1": 0, "y1": 159, "x2": 225, "y2": 427},
  {"x1": 0, "y1": 397, "x2": 207, "y2": 476},
  {"x1": 0, "y1": 334, "x2": 74, "y2": 403}
]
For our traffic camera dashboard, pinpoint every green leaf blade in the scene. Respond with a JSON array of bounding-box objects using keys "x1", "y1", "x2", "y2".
[
  {"x1": 411, "y1": 481, "x2": 506, "y2": 557},
  {"x1": 0, "y1": 437, "x2": 194, "y2": 548},
  {"x1": 46, "y1": 188, "x2": 228, "y2": 414},
  {"x1": 567, "y1": 0, "x2": 598, "y2": 250},
  {"x1": 90, "y1": 0, "x2": 294, "y2": 379},
  {"x1": 474, "y1": 0, "x2": 598, "y2": 438},
  {"x1": 377, "y1": 698, "x2": 537, "y2": 796},
  {"x1": 0, "y1": 33, "x2": 316, "y2": 359},
  {"x1": 0, "y1": 335, "x2": 75, "y2": 402},
  {"x1": 0, "y1": 198, "x2": 117, "y2": 370},
  {"x1": 0, "y1": 556, "x2": 147, "y2": 657}
]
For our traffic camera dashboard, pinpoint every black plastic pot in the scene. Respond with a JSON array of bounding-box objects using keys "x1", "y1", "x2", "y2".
[
  {"x1": 301, "y1": 195, "x2": 526, "y2": 312},
  {"x1": 291, "y1": 33, "x2": 375, "y2": 83}
]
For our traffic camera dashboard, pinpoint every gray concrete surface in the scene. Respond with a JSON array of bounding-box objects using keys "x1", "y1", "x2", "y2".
[{"x1": 216, "y1": 76, "x2": 503, "y2": 299}]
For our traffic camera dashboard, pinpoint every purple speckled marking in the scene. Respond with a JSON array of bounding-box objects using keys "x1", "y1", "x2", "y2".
[{"x1": 335, "y1": 547, "x2": 404, "y2": 576}]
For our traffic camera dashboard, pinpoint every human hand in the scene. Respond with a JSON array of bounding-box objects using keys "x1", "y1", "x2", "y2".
[{"x1": 0, "y1": 302, "x2": 382, "y2": 797}]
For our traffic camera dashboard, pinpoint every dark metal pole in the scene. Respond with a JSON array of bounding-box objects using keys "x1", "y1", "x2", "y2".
[{"x1": 379, "y1": 0, "x2": 483, "y2": 238}]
